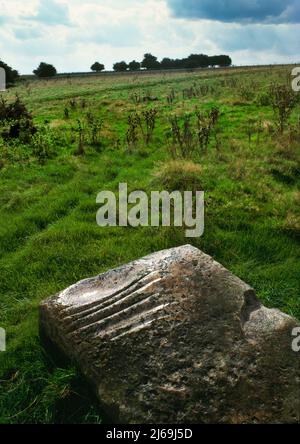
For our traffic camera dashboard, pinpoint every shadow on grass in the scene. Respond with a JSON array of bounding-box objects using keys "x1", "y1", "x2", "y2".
[{"x1": 40, "y1": 333, "x2": 113, "y2": 425}]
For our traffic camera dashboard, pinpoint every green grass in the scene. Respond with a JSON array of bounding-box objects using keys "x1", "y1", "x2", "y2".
[{"x1": 0, "y1": 66, "x2": 300, "y2": 423}]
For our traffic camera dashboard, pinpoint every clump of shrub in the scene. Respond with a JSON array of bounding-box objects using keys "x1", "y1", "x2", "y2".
[
  {"x1": 64, "y1": 107, "x2": 70, "y2": 119},
  {"x1": 269, "y1": 84, "x2": 297, "y2": 134},
  {"x1": 126, "y1": 114, "x2": 139, "y2": 152},
  {"x1": 0, "y1": 96, "x2": 36, "y2": 142},
  {"x1": 86, "y1": 113, "x2": 103, "y2": 147},
  {"x1": 74, "y1": 119, "x2": 85, "y2": 156},
  {"x1": 167, "y1": 89, "x2": 176, "y2": 105},
  {"x1": 196, "y1": 107, "x2": 220, "y2": 151},
  {"x1": 153, "y1": 160, "x2": 203, "y2": 192},
  {"x1": 244, "y1": 118, "x2": 262, "y2": 147},
  {"x1": 169, "y1": 115, "x2": 194, "y2": 158},
  {"x1": 0, "y1": 135, "x2": 32, "y2": 167},
  {"x1": 182, "y1": 83, "x2": 215, "y2": 100},
  {"x1": 31, "y1": 126, "x2": 55, "y2": 164},
  {"x1": 238, "y1": 84, "x2": 254, "y2": 102},
  {"x1": 69, "y1": 98, "x2": 77, "y2": 110},
  {"x1": 126, "y1": 109, "x2": 158, "y2": 151},
  {"x1": 256, "y1": 91, "x2": 271, "y2": 106},
  {"x1": 168, "y1": 107, "x2": 220, "y2": 158},
  {"x1": 130, "y1": 92, "x2": 142, "y2": 105},
  {"x1": 288, "y1": 122, "x2": 300, "y2": 144},
  {"x1": 141, "y1": 109, "x2": 158, "y2": 144}
]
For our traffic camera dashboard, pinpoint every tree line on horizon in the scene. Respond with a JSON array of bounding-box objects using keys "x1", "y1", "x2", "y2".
[
  {"x1": 0, "y1": 53, "x2": 232, "y2": 82},
  {"x1": 99, "y1": 53, "x2": 232, "y2": 73},
  {"x1": 34, "y1": 53, "x2": 232, "y2": 77}
]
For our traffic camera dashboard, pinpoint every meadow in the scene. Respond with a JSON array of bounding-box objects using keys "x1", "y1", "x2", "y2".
[{"x1": 0, "y1": 65, "x2": 299, "y2": 423}]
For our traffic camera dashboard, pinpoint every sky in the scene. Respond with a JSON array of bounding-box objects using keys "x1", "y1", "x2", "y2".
[{"x1": 0, "y1": 0, "x2": 299, "y2": 74}]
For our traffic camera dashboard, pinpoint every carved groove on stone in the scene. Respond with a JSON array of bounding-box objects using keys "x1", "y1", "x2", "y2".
[{"x1": 40, "y1": 245, "x2": 300, "y2": 424}]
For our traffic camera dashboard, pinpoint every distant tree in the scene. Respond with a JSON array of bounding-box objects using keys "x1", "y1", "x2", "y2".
[
  {"x1": 141, "y1": 53, "x2": 161, "y2": 70},
  {"x1": 109, "y1": 53, "x2": 231, "y2": 74},
  {"x1": 0, "y1": 60, "x2": 19, "y2": 86},
  {"x1": 209, "y1": 56, "x2": 219, "y2": 67},
  {"x1": 33, "y1": 62, "x2": 57, "y2": 78},
  {"x1": 173, "y1": 59, "x2": 185, "y2": 69},
  {"x1": 208, "y1": 55, "x2": 232, "y2": 67},
  {"x1": 160, "y1": 54, "x2": 210, "y2": 70},
  {"x1": 113, "y1": 61, "x2": 128, "y2": 72},
  {"x1": 217, "y1": 55, "x2": 232, "y2": 67},
  {"x1": 185, "y1": 54, "x2": 210, "y2": 69},
  {"x1": 160, "y1": 58, "x2": 175, "y2": 69},
  {"x1": 128, "y1": 60, "x2": 141, "y2": 71},
  {"x1": 91, "y1": 62, "x2": 105, "y2": 72}
]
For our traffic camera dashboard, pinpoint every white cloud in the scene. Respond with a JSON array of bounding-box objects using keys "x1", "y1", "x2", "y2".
[
  {"x1": 0, "y1": 0, "x2": 298, "y2": 74},
  {"x1": 27, "y1": 0, "x2": 71, "y2": 25}
]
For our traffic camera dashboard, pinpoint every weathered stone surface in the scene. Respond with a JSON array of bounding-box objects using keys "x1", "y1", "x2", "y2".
[{"x1": 40, "y1": 245, "x2": 300, "y2": 424}]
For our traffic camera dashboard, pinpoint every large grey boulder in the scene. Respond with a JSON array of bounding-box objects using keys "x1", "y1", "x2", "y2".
[{"x1": 40, "y1": 245, "x2": 300, "y2": 424}]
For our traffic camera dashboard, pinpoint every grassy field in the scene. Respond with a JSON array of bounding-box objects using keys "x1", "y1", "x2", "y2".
[{"x1": 0, "y1": 65, "x2": 299, "y2": 423}]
